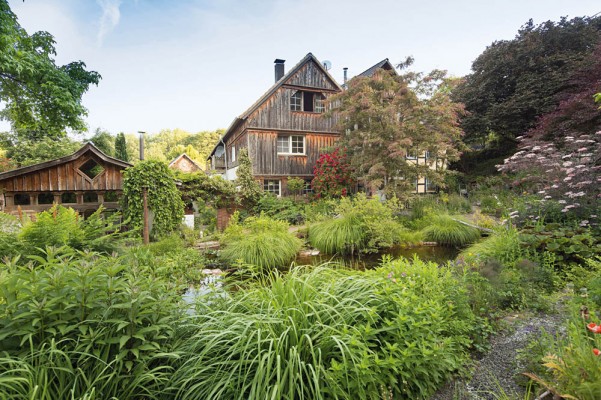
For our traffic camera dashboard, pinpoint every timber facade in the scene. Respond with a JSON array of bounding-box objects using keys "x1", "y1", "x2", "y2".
[
  {"x1": 0, "y1": 143, "x2": 131, "y2": 217},
  {"x1": 208, "y1": 53, "x2": 342, "y2": 196}
]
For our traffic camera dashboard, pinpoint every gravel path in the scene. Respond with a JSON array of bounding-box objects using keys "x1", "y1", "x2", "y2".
[{"x1": 431, "y1": 308, "x2": 566, "y2": 400}]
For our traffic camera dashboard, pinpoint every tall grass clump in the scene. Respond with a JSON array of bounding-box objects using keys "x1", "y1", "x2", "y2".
[
  {"x1": 423, "y1": 215, "x2": 481, "y2": 247},
  {"x1": 169, "y1": 258, "x2": 482, "y2": 399},
  {"x1": 220, "y1": 214, "x2": 302, "y2": 270},
  {"x1": 460, "y1": 226, "x2": 522, "y2": 265},
  {"x1": 309, "y1": 194, "x2": 408, "y2": 254}
]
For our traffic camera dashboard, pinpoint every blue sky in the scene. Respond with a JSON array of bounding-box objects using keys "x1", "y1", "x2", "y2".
[{"x1": 5, "y1": 0, "x2": 601, "y2": 136}]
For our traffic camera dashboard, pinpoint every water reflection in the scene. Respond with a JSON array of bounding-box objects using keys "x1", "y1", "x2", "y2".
[{"x1": 295, "y1": 245, "x2": 459, "y2": 269}]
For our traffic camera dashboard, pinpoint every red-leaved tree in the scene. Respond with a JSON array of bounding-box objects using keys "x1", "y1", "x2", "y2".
[{"x1": 311, "y1": 148, "x2": 353, "y2": 198}]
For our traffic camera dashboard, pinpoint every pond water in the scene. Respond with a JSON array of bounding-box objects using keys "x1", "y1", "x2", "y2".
[{"x1": 294, "y1": 245, "x2": 460, "y2": 270}]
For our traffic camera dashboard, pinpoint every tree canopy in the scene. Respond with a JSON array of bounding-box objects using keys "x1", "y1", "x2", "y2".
[
  {"x1": 0, "y1": 0, "x2": 100, "y2": 140},
  {"x1": 454, "y1": 16, "x2": 601, "y2": 153},
  {"x1": 330, "y1": 63, "x2": 464, "y2": 197}
]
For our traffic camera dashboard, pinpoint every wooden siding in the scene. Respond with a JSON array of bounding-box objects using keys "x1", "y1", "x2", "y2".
[
  {"x1": 0, "y1": 154, "x2": 125, "y2": 194},
  {"x1": 285, "y1": 60, "x2": 338, "y2": 90},
  {"x1": 246, "y1": 87, "x2": 339, "y2": 132},
  {"x1": 248, "y1": 130, "x2": 339, "y2": 176}
]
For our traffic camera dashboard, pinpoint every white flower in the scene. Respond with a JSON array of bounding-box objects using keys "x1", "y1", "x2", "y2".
[{"x1": 558, "y1": 200, "x2": 567, "y2": 204}]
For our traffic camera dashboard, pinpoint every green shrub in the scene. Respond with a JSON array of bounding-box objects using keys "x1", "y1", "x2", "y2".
[
  {"x1": 19, "y1": 205, "x2": 82, "y2": 250},
  {"x1": 0, "y1": 249, "x2": 183, "y2": 399},
  {"x1": 254, "y1": 194, "x2": 305, "y2": 224},
  {"x1": 461, "y1": 226, "x2": 522, "y2": 265},
  {"x1": 170, "y1": 259, "x2": 481, "y2": 400},
  {"x1": 220, "y1": 214, "x2": 302, "y2": 270},
  {"x1": 0, "y1": 212, "x2": 20, "y2": 234},
  {"x1": 446, "y1": 194, "x2": 472, "y2": 214},
  {"x1": 422, "y1": 215, "x2": 481, "y2": 247}
]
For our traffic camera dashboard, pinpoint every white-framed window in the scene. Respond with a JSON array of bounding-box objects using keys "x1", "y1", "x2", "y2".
[
  {"x1": 314, "y1": 94, "x2": 325, "y2": 112},
  {"x1": 290, "y1": 91, "x2": 302, "y2": 111},
  {"x1": 231, "y1": 146, "x2": 236, "y2": 162},
  {"x1": 277, "y1": 135, "x2": 305, "y2": 155},
  {"x1": 263, "y1": 179, "x2": 281, "y2": 196},
  {"x1": 290, "y1": 91, "x2": 325, "y2": 113}
]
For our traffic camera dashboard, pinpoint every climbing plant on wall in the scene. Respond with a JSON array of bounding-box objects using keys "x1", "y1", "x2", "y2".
[{"x1": 121, "y1": 160, "x2": 184, "y2": 238}]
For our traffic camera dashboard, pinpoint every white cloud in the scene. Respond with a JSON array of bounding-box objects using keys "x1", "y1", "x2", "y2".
[{"x1": 96, "y1": 0, "x2": 122, "y2": 46}]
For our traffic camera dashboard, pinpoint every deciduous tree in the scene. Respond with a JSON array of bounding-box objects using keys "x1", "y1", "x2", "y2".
[
  {"x1": 0, "y1": 0, "x2": 100, "y2": 140},
  {"x1": 454, "y1": 16, "x2": 601, "y2": 152},
  {"x1": 329, "y1": 62, "x2": 464, "y2": 198}
]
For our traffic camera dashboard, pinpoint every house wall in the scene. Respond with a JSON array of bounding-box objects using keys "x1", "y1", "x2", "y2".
[{"x1": 247, "y1": 130, "x2": 339, "y2": 176}]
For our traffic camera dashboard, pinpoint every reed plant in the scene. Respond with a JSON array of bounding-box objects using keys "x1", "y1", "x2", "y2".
[
  {"x1": 220, "y1": 214, "x2": 302, "y2": 270},
  {"x1": 422, "y1": 215, "x2": 481, "y2": 247}
]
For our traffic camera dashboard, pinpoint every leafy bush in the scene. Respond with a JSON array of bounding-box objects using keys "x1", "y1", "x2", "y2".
[
  {"x1": 19, "y1": 205, "x2": 82, "y2": 250},
  {"x1": 309, "y1": 194, "x2": 408, "y2": 254},
  {"x1": 422, "y1": 215, "x2": 481, "y2": 247},
  {"x1": 170, "y1": 259, "x2": 481, "y2": 400},
  {"x1": 254, "y1": 194, "x2": 305, "y2": 224},
  {"x1": 220, "y1": 214, "x2": 302, "y2": 270},
  {"x1": 0, "y1": 248, "x2": 183, "y2": 399},
  {"x1": 122, "y1": 160, "x2": 185, "y2": 239},
  {"x1": 0, "y1": 212, "x2": 20, "y2": 234}
]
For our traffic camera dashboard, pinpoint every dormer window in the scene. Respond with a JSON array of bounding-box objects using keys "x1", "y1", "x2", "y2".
[{"x1": 290, "y1": 91, "x2": 325, "y2": 113}]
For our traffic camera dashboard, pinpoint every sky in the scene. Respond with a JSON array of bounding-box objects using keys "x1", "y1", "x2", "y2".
[{"x1": 5, "y1": 0, "x2": 601, "y2": 137}]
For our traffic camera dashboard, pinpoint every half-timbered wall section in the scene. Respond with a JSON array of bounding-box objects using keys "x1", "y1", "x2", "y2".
[
  {"x1": 208, "y1": 53, "x2": 343, "y2": 195},
  {"x1": 0, "y1": 143, "x2": 131, "y2": 216}
]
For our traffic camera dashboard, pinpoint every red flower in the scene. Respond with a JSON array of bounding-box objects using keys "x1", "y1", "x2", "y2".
[
  {"x1": 593, "y1": 348, "x2": 601, "y2": 356},
  {"x1": 587, "y1": 323, "x2": 601, "y2": 334}
]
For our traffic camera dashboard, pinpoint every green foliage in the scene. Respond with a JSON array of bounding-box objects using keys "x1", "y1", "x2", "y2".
[
  {"x1": 140, "y1": 128, "x2": 222, "y2": 169},
  {"x1": 175, "y1": 170, "x2": 236, "y2": 209},
  {"x1": 0, "y1": 136, "x2": 82, "y2": 167},
  {"x1": 454, "y1": 15, "x2": 601, "y2": 151},
  {"x1": 236, "y1": 148, "x2": 261, "y2": 208},
  {"x1": 309, "y1": 194, "x2": 409, "y2": 254},
  {"x1": 171, "y1": 259, "x2": 481, "y2": 399},
  {"x1": 220, "y1": 214, "x2": 302, "y2": 271},
  {"x1": 87, "y1": 128, "x2": 114, "y2": 156},
  {"x1": 13, "y1": 205, "x2": 127, "y2": 257},
  {"x1": 19, "y1": 205, "x2": 82, "y2": 250},
  {"x1": 520, "y1": 222, "x2": 601, "y2": 272},
  {"x1": 422, "y1": 215, "x2": 481, "y2": 247},
  {"x1": 331, "y1": 64, "x2": 464, "y2": 197},
  {"x1": 0, "y1": 248, "x2": 182, "y2": 399},
  {"x1": 114, "y1": 132, "x2": 129, "y2": 162},
  {"x1": 286, "y1": 176, "x2": 305, "y2": 199},
  {"x1": 0, "y1": 0, "x2": 100, "y2": 139},
  {"x1": 254, "y1": 194, "x2": 305, "y2": 224},
  {"x1": 525, "y1": 307, "x2": 601, "y2": 399},
  {"x1": 121, "y1": 160, "x2": 185, "y2": 239}
]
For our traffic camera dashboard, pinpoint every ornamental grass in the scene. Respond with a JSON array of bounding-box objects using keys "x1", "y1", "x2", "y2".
[
  {"x1": 170, "y1": 258, "x2": 481, "y2": 399},
  {"x1": 422, "y1": 215, "x2": 481, "y2": 247},
  {"x1": 220, "y1": 214, "x2": 302, "y2": 270}
]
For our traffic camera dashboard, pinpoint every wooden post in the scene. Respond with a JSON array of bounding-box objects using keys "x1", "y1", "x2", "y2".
[{"x1": 142, "y1": 187, "x2": 149, "y2": 244}]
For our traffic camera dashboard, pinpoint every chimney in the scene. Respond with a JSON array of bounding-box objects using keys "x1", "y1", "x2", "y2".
[
  {"x1": 343, "y1": 67, "x2": 348, "y2": 85},
  {"x1": 274, "y1": 59, "x2": 285, "y2": 82},
  {"x1": 138, "y1": 131, "x2": 145, "y2": 160}
]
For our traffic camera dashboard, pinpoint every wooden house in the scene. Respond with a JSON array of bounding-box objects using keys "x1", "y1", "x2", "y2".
[
  {"x1": 0, "y1": 143, "x2": 131, "y2": 217},
  {"x1": 207, "y1": 53, "x2": 343, "y2": 196},
  {"x1": 207, "y1": 54, "x2": 438, "y2": 196},
  {"x1": 169, "y1": 153, "x2": 203, "y2": 173}
]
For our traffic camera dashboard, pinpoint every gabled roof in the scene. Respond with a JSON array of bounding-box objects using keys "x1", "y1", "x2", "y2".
[
  {"x1": 0, "y1": 142, "x2": 132, "y2": 181},
  {"x1": 357, "y1": 58, "x2": 397, "y2": 78},
  {"x1": 169, "y1": 153, "x2": 203, "y2": 171},
  {"x1": 208, "y1": 53, "x2": 343, "y2": 159}
]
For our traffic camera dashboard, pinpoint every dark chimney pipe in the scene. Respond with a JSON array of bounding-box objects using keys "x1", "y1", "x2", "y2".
[
  {"x1": 343, "y1": 67, "x2": 348, "y2": 85},
  {"x1": 274, "y1": 59, "x2": 285, "y2": 82}
]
